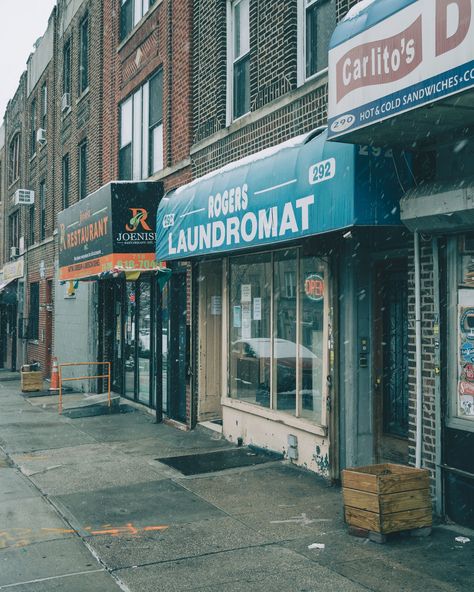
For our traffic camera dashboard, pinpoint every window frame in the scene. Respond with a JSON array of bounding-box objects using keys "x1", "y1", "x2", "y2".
[
  {"x1": 63, "y1": 38, "x2": 72, "y2": 98},
  {"x1": 9, "y1": 211, "x2": 19, "y2": 252},
  {"x1": 118, "y1": 69, "x2": 164, "y2": 180},
  {"x1": 297, "y1": 0, "x2": 334, "y2": 87},
  {"x1": 8, "y1": 134, "x2": 21, "y2": 186},
  {"x1": 29, "y1": 204, "x2": 35, "y2": 247},
  {"x1": 120, "y1": 0, "x2": 157, "y2": 41},
  {"x1": 41, "y1": 82, "x2": 47, "y2": 130},
  {"x1": 78, "y1": 139, "x2": 88, "y2": 200},
  {"x1": 30, "y1": 98, "x2": 37, "y2": 158},
  {"x1": 62, "y1": 153, "x2": 70, "y2": 209},
  {"x1": 79, "y1": 13, "x2": 89, "y2": 95},
  {"x1": 39, "y1": 180, "x2": 46, "y2": 241},
  {"x1": 227, "y1": 0, "x2": 251, "y2": 124},
  {"x1": 148, "y1": 69, "x2": 164, "y2": 177}
]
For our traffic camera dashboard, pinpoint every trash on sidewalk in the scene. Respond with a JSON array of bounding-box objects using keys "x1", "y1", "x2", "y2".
[
  {"x1": 455, "y1": 536, "x2": 470, "y2": 544},
  {"x1": 308, "y1": 543, "x2": 325, "y2": 550}
]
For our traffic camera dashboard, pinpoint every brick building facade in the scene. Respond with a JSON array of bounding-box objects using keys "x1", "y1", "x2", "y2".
[
  {"x1": 1, "y1": 0, "x2": 467, "y2": 527},
  {"x1": 1, "y1": 74, "x2": 28, "y2": 371},
  {"x1": 24, "y1": 9, "x2": 57, "y2": 375}
]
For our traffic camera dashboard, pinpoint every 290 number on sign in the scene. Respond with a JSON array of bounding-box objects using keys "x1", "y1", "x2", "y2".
[{"x1": 309, "y1": 158, "x2": 336, "y2": 185}]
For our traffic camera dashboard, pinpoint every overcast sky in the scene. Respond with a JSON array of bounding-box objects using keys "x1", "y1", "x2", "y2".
[{"x1": 0, "y1": 0, "x2": 57, "y2": 121}]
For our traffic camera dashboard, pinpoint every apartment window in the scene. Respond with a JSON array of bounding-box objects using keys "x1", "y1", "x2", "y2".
[
  {"x1": 229, "y1": 0, "x2": 250, "y2": 121},
  {"x1": 63, "y1": 39, "x2": 71, "y2": 97},
  {"x1": 119, "y1": 70, "x2": 163, "y2": 180},
  {"x1": 30, "y1": 99, "x2": 37, "y2": 157},
  {"x1": 29, "y1": 282, "x2": 40, "y2": 341},
  {"x1": 62, "y1": 154, "x2": 70, "y2": 209},
  {"x1": 9, "y1": 134, "x2": 21, "y2": 185},
  {"x1": 9, "y1": 211, "x2": 19, "y2": 251},
  {"x1": 79, "y1": 14, "x2": 89, "y2": 94},
  {"x1": 298, "y1": 0, "x2": 336, "y2": 84},
  {"x1": 39, "y1": 180, "x2": 46, "y2": 240},
  {"x1": 41, "y1": 83, "x2": 47, "y2": 130},
  {"x1": 79, "y1": 140, "x2": 88, "y2": 199},
  {"x1": 119, "y1": 97, "x2": 132, "y2": 179},
  {"x1": 148, "y1": 70, "x2": 163, "y2": 176},
  {"x1": 29, "y1": 205, "x2": 35, "y2": 246},
  {"x1": 120, "y1": 0, "x2": 156, "y2": 41}
]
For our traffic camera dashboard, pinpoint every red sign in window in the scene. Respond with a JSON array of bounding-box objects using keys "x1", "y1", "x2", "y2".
[{"x1": 304, "y1": 274, "x2": 324, "y2": 302}]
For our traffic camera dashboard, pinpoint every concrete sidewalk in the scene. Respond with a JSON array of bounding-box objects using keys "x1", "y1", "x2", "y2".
[{"x1": 0, "y1": 379, "x2": 473, "y2": 591}]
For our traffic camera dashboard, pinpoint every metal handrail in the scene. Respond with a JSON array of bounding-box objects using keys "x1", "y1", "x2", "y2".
[{"x1": 58, "y1": 362, "x2": 111, "y2": 414}]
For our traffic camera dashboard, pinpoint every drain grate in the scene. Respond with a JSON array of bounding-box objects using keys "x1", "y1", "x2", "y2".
[{"x1": 156, "y1": 447, "x2": 282, "y2": 476}]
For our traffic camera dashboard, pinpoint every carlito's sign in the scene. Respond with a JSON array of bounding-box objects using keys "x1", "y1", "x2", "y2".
[
  {"x1": 58, "y1": 181, "x2": 163, "y2": 280},
  {"x1": 328, "y1": 0, "x2": 474, "y2": 138}
]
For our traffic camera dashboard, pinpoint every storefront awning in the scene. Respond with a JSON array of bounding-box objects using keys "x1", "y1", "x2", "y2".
[
  {"x1": 328, "y1": 0, "x2": 474, "y2": 146},
  {"x1": 400, "y1": 178, "x2": 474, "y2": 233},
  {"x1": 0, "y1": 277, "x2": 17, "y2": 293},
  {"x1": 156, "y1": 128, "x2": 412, "y2": 261},
  {"x1": 58, "y1": 181, "x2": 163, "y2": 281}
]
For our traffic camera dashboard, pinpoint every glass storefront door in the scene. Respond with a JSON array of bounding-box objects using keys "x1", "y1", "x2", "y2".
[
  {"x1": 110, "y1": 277, "x2": 153, "y2": 406},
  {"x1": 124, "y1": 282, "x2": 136, "y2": 399},
  {"x1": 161, "y1": 267, "x2": 188, "y2": 422},
  {"x1": 137, "y1": 279, "x2": 152, "y2": 405}
]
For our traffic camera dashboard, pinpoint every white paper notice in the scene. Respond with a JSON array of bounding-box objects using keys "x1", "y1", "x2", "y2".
[
  {"x1": 211, "y1": 295, "x2": 222, "y2": 315},
  {"x1": 242, "y1": 303, "x2": 251, "y2": 339},
  {"x1": 233, "y1": 306, "x2": 241, "y2": 328},
  {"x1": 241, "y1": 284, "x2": 251, "y2": 303},
  {"x1": 253, "y1": 297, "x2": 262, "y2": 321}
]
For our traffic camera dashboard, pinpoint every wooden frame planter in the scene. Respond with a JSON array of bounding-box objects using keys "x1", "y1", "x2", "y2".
[
  {"x1": 20, "y1": 370, "x2": 43, "y2": 393},
  {"x1": 342, "y1": 463, "x2": 432, "y2": 540}
]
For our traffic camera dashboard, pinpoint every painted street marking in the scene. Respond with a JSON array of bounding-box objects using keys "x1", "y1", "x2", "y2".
[
  {"x1": 270, "y1": 513, "x2": 332, "y2": 526},
  {"x1": 0, "y1": 569, "x2": 106, "y2": 589},
  {"x1": 0, "y1": 523, "x2": 169, "y2": 549}
]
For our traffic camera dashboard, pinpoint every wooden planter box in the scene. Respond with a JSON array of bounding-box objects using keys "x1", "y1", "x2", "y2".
[
  {"x1": 20, "y1": 371, "x2": 43, "y2": 393},
  {"x1": 342, "y1": 463, "x2": 432, "y2": 535}
]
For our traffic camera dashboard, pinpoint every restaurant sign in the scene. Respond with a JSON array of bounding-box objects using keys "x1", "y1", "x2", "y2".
[
  {"x1": 2, "y1": 258, "x2": 25, "y2": 281},
  {"x1": 328, "y1": 0, "x2": 474, "y2": 139},
  {"x1": 58, "y1": 181, "x2": 163, "y2": 281}
]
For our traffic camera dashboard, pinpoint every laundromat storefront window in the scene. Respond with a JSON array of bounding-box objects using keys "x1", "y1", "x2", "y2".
[{"x1": 229, "y1": 248, "x2": 327, "y2": 424}]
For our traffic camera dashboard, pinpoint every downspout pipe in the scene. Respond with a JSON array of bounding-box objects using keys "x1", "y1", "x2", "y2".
[{"x1": 414, "y1": 231, "x2": 423, "y2": 468}]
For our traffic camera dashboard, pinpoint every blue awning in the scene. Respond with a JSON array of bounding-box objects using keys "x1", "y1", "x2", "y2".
[
  {"x1": 329, "y1": 0, "x2": 417, "y2": 50},
  {"x1": 156, "y1": 129, "x2": 411, "y2": 261}
]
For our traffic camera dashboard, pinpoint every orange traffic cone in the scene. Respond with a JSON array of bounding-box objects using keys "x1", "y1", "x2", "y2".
[{"x1": 49, "y1": 357, "x2": 60, "y2": 391}]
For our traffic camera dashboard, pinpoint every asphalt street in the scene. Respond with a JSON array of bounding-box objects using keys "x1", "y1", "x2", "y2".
[{"x1": 0, "y1": 377, "x2": 473, "y2": 591}]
